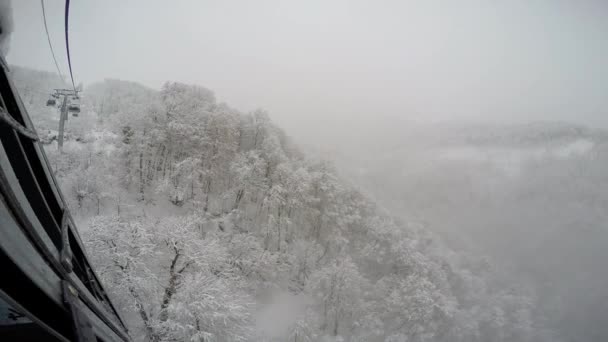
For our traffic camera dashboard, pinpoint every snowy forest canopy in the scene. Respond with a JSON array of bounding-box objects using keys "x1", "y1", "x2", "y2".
[{"x1": 13, "y1": 65, "x2": 605, "y2": 342}]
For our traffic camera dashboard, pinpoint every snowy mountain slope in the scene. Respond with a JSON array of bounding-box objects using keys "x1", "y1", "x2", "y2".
[{"x1": 14, "y1": 66, "x2": 555, "y2": 342}]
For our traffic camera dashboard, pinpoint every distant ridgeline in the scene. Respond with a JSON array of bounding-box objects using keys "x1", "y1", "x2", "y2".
[
  {"x1": 13, "y1": 66, "x2": 557, "y2": 342},
  {"x1": 432, "y1": 121, "x2": 604, "y2": 147}
]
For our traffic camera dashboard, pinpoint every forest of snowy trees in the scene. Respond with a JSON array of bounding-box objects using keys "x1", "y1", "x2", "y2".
[{"x1": 12, "y1": 66, "x2": 558, "y2": 342}]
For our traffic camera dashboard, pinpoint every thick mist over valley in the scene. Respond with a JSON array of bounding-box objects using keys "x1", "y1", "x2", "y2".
[
  {"x1": 5, "y1": 1, "x2": 608, "y2": 341},
  {"x1": 295, "y1": 118, "x2": 608, "y2": 342}
]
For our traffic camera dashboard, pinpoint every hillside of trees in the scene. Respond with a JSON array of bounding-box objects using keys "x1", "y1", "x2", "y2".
[{"x1": 12, "y1": 66, "x2": 556, "y2": 342}]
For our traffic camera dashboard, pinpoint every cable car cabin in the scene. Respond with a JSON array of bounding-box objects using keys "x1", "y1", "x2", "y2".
[
  {"x1": 0, "y1": 57, "x2": 131, "y2": 341},
  {"x1": 69, "y1": 105, "x2": 80, "y2": 116},
  {"x1": 68, "y1": 97, "x2": 81, "y2": 116},
  {"x1": 46, "y1": 98, "x2": 56, "y2": 106}
]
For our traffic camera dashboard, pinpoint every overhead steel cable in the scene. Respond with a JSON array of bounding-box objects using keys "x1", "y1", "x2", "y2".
[
  {"x1": 40, "y1": 0, "x2": 66, "y2": 84},
  {"x1": 64, "y1": 0, "x2": 77, "y2": 94}
]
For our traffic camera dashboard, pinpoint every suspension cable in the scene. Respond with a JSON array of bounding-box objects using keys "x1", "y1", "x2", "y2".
[
  {"x1": 64, "y1": 0, "x2": 77, "y2": 94},
  {"x1": 40, "y1": 0, "x2": 66, "y2": 84}
]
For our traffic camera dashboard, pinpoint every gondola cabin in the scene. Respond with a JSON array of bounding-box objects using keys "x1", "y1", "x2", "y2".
[
  {"x1": 68, "y1": 96, "x2": 81, "y2": 116},
  {"x1": 68, "y1": 104, "x2": 80, "y2": 116}
]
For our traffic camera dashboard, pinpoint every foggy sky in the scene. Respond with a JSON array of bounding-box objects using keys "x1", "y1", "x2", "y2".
[{"x1": 7, "y1": 0, "x2": 608, "y2": 133}]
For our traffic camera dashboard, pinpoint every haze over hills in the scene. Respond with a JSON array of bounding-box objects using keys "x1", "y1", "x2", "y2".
[
  {"x1": 12, "y1": 65, "x2": 568, "y2": 342},
  {"x1": 5, "y1": 0, "x2": 608, "y2": 340},
  {"x1": 302, "y1": 115, "x2": 608, "y2": 342}
]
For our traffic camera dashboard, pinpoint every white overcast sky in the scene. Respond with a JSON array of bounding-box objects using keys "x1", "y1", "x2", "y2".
[{"x1": 7, "y1": 0, "x2": 608, "y2": 133}]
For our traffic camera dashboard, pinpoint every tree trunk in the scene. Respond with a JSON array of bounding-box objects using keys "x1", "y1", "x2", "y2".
[
  {"x1": 277, "y1": 205, "x2": 282, "y2": 251},
  {"x1": 321, "y1": 301, "x2": 328, "y2": 332},
  {"x1": 146, "y1": 158, "x2": 153, "y2": 182},
  {"x1": 190, "y1": 166, "x2": 196, "y2": 200},
  {"x1": 116, "y1": 260, "x2": 157, "y2": 342},
  {"x1": 155, "y1": 145, "x2": 166, "y2": 180},
  {"x1": 333, "y1": 310, "x2": 339, "y2": 336},
  {"x1": 159, "y1": 250, "x2": 181, "y2": 322},
  {"x1": 139, "y1": 152, "x2": 145, "y2": 201},
  {"x1": 203, "y1": 178, "x2": 212, "y2": 212},
  {"x1": 162, "y1": 148, "x2": 172, "y2": 179},
  {"x1": 233, "y1": 189, "x2": 244, "y2": 210},
  {"x1": 128, "y1": 286, "x2": 158, "y2": 342}
]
